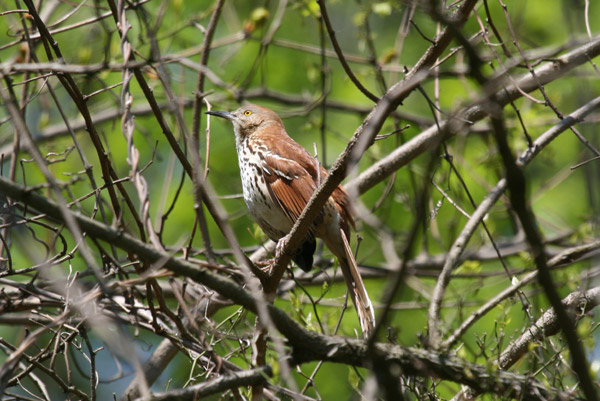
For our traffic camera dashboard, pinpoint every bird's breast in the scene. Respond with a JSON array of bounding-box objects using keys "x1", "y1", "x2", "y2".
[{"x1": 236, "y1": 142, "x2": 292, "y2": 240}]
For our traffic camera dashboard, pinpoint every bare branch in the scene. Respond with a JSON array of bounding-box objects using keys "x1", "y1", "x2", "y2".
[{"x1": 348, "y1": 35, "x2": 600, "y2": 196}]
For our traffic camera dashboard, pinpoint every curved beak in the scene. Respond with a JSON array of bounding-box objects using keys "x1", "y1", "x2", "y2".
[{"x1": 205, "y1": 110, "x2": 235, "y2": 121}]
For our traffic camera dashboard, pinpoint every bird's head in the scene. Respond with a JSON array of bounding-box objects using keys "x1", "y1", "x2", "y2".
[{"x1": 206, "y1": 104, "x2": 283, "y2": 138}]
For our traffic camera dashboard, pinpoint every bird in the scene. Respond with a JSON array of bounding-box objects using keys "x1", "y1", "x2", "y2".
[{"x1": 206, "y1": 104, "x2": 375, "y2": 337}]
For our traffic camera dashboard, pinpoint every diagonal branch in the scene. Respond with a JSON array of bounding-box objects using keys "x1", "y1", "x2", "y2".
[
  {"x1": 0, "y1": 176, "x2": 581, "y2": 401},
  {"x1": 347, "y1": 35, "x2": 600, "y2": 196},
  {"x1": 317, "y1": 0, "x2": 379, "y2": 102},
  {"x1": 491, "y1": 111, "x2": 597, "y2": 400},
  {"x1": 428, "y1": 95, "x2": 600, "y2": 348},
  {"x1": 266, "y1": 0, "x2": 480, "y2": 291},
  {"x1": 499, "y1": 286, "x2": 600, "y2": 371},
  {"x1": 134, "y1": 366, "x2": 272, "y2": 401}
]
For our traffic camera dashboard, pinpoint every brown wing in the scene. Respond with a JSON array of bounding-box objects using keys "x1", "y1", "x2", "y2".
[
  {"x1": 254, "y1": 126, "x2": 354, "y2": 234},
  {"x1": 254, "y1": 129, "x2": 320, "y2": 223},
  {"x1": 262, "y1": 156, "x2": 316, "y2": 222}
]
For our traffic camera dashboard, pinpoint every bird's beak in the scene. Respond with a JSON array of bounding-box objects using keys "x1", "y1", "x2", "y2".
[{"x1": 205, "y1": 110, "x2": 235, "y2": 121}]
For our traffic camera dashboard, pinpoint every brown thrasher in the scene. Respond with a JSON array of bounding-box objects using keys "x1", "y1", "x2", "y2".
[{"x1": 206, "y1": 104, "x2": 375, "y2": 337}]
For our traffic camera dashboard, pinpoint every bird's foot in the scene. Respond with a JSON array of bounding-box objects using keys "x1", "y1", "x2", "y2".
[
  {"x1": 255, "y1": 259, "x2": 274, "y2": 272},
  {"x1": 275, "y1": 235, "x2": 291, "y2": 258}
]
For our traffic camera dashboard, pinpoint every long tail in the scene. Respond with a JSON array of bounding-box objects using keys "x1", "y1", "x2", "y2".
[{"x1": 339, "y1": 229, "x2": 375, "y2": 338}]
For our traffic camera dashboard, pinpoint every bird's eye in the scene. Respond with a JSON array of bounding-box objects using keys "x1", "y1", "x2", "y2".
[{"x1": 244, "y1": 110, "x2": 252, "y2": 116}]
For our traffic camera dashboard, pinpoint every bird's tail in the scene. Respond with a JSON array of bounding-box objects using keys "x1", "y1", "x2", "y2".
[{"x1": 338, "y1": 229, "x2": 375, "y2": 338}]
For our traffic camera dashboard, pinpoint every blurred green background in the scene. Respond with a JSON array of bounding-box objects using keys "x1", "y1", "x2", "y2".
[{"x1": 1, "y1": 0, "x2": 599, "y2": 399}]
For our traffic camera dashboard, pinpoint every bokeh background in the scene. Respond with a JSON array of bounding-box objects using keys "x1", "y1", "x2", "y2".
[{"x1": 1, "y1": 0, "x2": 600, "y2": 399}]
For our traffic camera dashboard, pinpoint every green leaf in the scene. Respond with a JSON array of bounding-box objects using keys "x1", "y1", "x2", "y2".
[
  {"x1": 251, "y1": 7, "x2": 270, "y2": 24},
  {"x1": 307, "y1": 1, "x2": 321, "y2": 18},
  {"x1": 353, "y1": 11, "x2": 367, "y2": 27},
  {"x1": 372, "y1": 2, "x2": 392, "y2": 17},
  {"x1": 456, "y1": 260, "x2": 481, "y2": 274}
]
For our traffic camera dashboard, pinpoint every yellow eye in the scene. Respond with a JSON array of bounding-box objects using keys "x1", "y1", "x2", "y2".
[{"x1": 244, "y1": 110, "x2": 252, "y2": 116}]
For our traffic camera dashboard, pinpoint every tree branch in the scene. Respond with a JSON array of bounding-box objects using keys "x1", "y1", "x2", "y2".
[
  {"x1": 134, "y1": 366, "x2": 272, "y2": 401},
  {"x1": 499, "y1": 286, "x2": 600, "y2": 370},
  {"x1": 0, "y1": 176, "x2": 579, "y2": 400},
  {"x1": 347, "y1": 35, "x2": 600, "y2": 196},
  {"x1": 266, "y1": 0, "x2": 480, "y2": 289},
  {"x1": 428, "y1": 95, "x2": 600, "y2": 347}
]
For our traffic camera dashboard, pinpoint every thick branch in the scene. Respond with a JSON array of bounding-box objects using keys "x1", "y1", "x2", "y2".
[
  {"x1": 347, "y1": 35, "x2": 600, "y2": 196},
  {"x1": 428, "y1": 95, "x2": 600, "y2": 347},
  {"x1": 0, "y1": 177, "x2": 578, "y2": 400},
  {"x1": 499, "y1": 286, "x2": 600, "y2": 370},
  {"x1": 289, "y1": 336, "x2": 577, "y2": 400},
  {"x1": 134, "y1": 366, "x2": 272, "y2": 401},
  {"x1": 492, "y1": 110, "x2": 597, "y2": 399},
  {"x1": 266, "y1": 0, "x2": 480, "y2": 289}
]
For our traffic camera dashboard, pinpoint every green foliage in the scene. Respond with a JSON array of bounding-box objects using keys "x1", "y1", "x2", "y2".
[{"x1": 0, "y1": 0, "x2": 599, "y2": 400}]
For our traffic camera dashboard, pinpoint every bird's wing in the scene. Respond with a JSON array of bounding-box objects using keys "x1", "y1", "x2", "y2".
[
  {"x1": 257, "y1": 132, "x2": 354, "y2": 233},
  {"x1": 260, "y1": 146, "x2": 317, "y2": 223}
]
